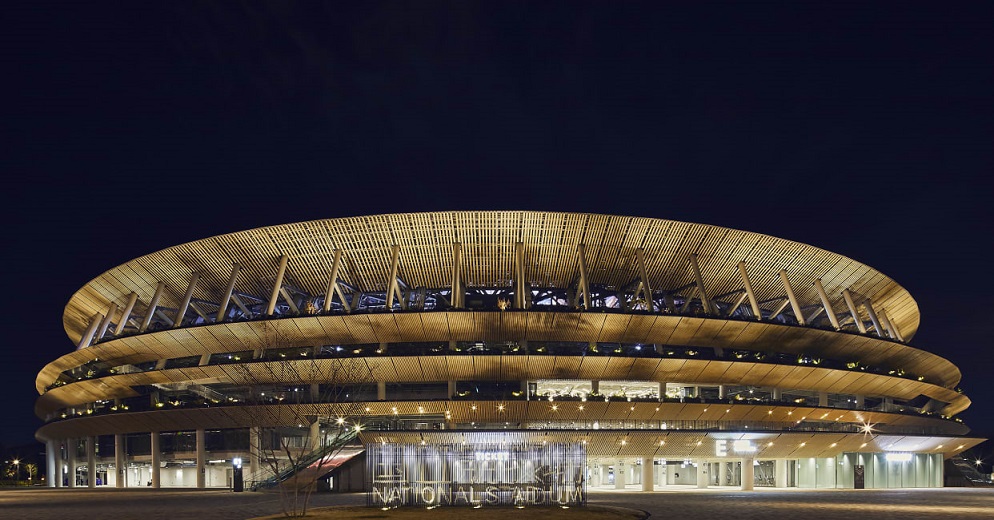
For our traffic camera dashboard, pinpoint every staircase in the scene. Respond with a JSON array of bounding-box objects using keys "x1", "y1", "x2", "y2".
[
  {"x1": 945, "y1": 455, "x2": 993, "y2": 487},
  {"x1": 251, "y1": 429, "x2": 362, "y2": 491}
]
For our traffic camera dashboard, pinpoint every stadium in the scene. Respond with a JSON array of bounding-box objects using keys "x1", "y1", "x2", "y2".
[{"x1": 35, "y1": 211, "x2": 984, "y2": 499}]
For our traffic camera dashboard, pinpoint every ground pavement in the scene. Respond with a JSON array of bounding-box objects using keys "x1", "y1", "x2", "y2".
[{"x1": 1, "y1": 487, "x2": 993, "y2": 519}]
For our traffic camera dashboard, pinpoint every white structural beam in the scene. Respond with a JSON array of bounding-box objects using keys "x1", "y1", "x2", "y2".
[
  {"x1": 778, "y1": 270, "x2": 806, "y2": 325},
  {"x1": 265, "y1": 255, "x2": 289, "y2": 316},
  {"x1": 737, "y1": 261, "x2": 762, "y2": 320},
  {"x1": 842, "y1": 288, "x2": 867, "y2": 333},
  {"x1": 770, "y1": 298, "x2": 791, "y2": 320},
  {"x1": 635, "y1": 249, "x2": 654, "y2": 311},
  {"x1": 96, "y1": 303, "x2": 118, "y2": 341},
  {"x1": 174, "y1": 273, "x2": 200, "y2": 328},
  {"x1": 450, "y1": 243, "x2": 463, "y2": 309},
  {"x1": 882, "y1": 309, "x2": 905, "y2": 341},
  {"x1": 114, "y1": 293, "x2": 139, "y2": 335},
  {"x1": 863, "y1": 298, "x2": 885, "y2": 337},
  {"x1": 76, "y1": 313, "x2": 102, "y2": 350},
  {"x1": 279, "y1": 287, "x2": 300, "y2": 314},
  {"x1": 188, "y1": 302, "x2": 210, "y2": 321},
  {"x1": 726, "y1": 291, "x2": 750, "y2": 317},
  {"x1": 323, "y1": 249, "x2": 348, "y2": 312},
  {"x1": 230, "y1": 294, "x2": 253, "y2": 318},
  {"x1": 813, "y1": 279, "x2": 840, "y2": 330},
  {"x1": 514, "y1": 242, "x2": 526, "y2": 309},
  {"x1": 878, "y1": 307, "x2": 898, "y2": 340},
  {"x1": 215, "y1": 264, "x2": 241, "y2": 323},
  {"x1": 576, "y1": 244, "x2": 591, "y2": 310},
  {"x1": 385, "y1": 245, "x2": 407, "y2": 310},
  {"x1": 140, "y1": 282, "x2": 165, "y2": 332},
  {"x1": 689, "y1": 254, "x2": 712, "y2": 314}
]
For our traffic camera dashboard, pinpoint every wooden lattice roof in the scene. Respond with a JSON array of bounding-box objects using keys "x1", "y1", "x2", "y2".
[{"x1": 62, "y1": 211, "x2": 922, "y2": 344}]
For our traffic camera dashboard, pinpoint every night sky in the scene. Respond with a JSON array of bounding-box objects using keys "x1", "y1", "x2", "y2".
[{"x1": 2, "y1": 3, "x2": 991, "y2": 460}]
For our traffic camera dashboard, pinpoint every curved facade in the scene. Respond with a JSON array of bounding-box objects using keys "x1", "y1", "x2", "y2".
[{"x1": 37, "y1": 211, "x2": 983, "y2": 492}]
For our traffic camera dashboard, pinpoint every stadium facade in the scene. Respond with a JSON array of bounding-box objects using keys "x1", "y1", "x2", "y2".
[{"x1": 36, "y1": 211, "x2": 983, "y2": 494}]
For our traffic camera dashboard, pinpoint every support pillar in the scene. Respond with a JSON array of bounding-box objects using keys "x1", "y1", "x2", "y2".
[
  {"x1": 779, "y1": 270, "x2": 806, "y2": 325},
  {"x1": 855, "y1": 395, "x2": 865, "y2": 408},
  {"x1": 266, "y1": 256, "x2": 289, "y2": 316},
  {"x1": 615, "y1": 460, "x2": 626, "y2": 489},
  {"x1": 718, "y1": 385, "x2": 726, "y2": 399},
  {"x1": 114, "y1": 434, "x2": 124, "y2": 488},
  {"x1": 772, "y1": 388, "x2": 782, "y2": 401},
  {"x1": 863, "y1": 299, "x2": 884, "y2": 337},
  {"x1": 600, "y1": 464, "x2": 608, "y2": 488},
  {"x1": 641, "y1": 457, "x2": 653, "y2": 491},
  {"x1": 737, "y1": 261, "x2": 763, "y2": 319},
  {"x1": 819, "y1": 392, "x2": 829, "y2": 407},
  {"x1": 377, "y1": 381, "x2": 386, "y2": 401},
  {"x1": 55, "y1": 439, "x2": 65, "y2": 487},
  {"x1": 775, "y1": 459, "x2": 788, "y2": 488},
  {"x1": 813, "y1": 279, "x2": 840, "y2": 329},
  {"x1": 591, "y1": 380, "x2": 599, "y2": 395},
  {"x1": 150, "y1": 432, "x2": 160, "y2": 489},
  {"x1": 842, "y1": 289, "x2": 867, "y2": 333},
  {"x1": 86, "y1": 436, "x2": 96, "y2": 488},
  {"x1": 196, "y1": 429, "x2": 206, "y2": 489},
  {"x1": 46, "y1": 440, "x2": 57, "y2": 488},
  {"x1": 310, "y1": 421, "x2": 321, "y2": 451},
  {"x1": 67, "y1": 439, "x2": 77, "y2": 487},
  {"x1": 697, "y1": 460, "x2": 708, "y2": 488},
  {"x1": 719, "y1": 460, "x2": 728, "y2": 486},
  {"x1": 658, "y1": 382, "x2": 665, "y2": 401},
  {"x1": 310, "y1": 383, "x2": 320, "y2": 402},
  {"x1": 741, "y1": 458, "x2": 755, "y2": 491},
  {"x1": 249, "y1": 427, "x2": 261, "y2": 473},
  {"x1": 447, "y1": 380, "x2": 456, "y2": 398}
]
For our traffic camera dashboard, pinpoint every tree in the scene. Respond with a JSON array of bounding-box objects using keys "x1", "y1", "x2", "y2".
[{"x1": 236, "y1": 321, "x2": 374, "y2": 517}]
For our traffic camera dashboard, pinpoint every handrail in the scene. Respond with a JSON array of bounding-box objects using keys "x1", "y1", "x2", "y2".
[{"x1": 250, "y1": 428, "x2": 358, "y2": 491}]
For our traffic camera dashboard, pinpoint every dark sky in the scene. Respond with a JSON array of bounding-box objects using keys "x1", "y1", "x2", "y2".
[{"x1": 2, "y1": 3, "x2": 991, "y2": 452}]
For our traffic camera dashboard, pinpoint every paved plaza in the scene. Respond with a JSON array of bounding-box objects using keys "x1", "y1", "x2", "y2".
[{"x1": 0, "y1": 487, "x2": 992, "y2": 520}]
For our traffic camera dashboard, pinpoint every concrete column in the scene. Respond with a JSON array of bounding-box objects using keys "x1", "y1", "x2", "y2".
[
  {"x1": 46, "y1": 440, "x2": 57, "y2": 488},
  {"x1": 310, "y1": 421, "x2": 321, "y2": 451},
  {"x1": 447, "y1": 380, "x2": 456, "y2": 398},
  {"x1": 775, "y1": 459, "x2": 788, "y2": 488},
  {"x1": 377, "y1": 381, "x2": 386, "y2": 401},
  {"x1": 54, "y1": 440, "x2": 65, "y2": 488},
  {"x1": 741, "y1": 458, "x2": 755, "y2": 491},
  {"x1": 249, "y1": 427, "x2": 261, "y2": 472},
  {"x1": 855, "y1": 395, "x2": 865, "y2": 408},
  {"x1": 196, "y1": 429, "x2": 206, "y2": 489},
  {"x1": 772, "y1": 388, "x2": 782, "y2": 401},
  {"x1": 819, "y1": 392, "x2": 829, "y2": 407},
  {"x1": 641, "y1": 457, "x2": 653, "y2": 491},
  {"x1": 310, "y1": 383, "x2": 320, "y2": 402},
  {"x1": 67, "y1": 439, "x2": 77, "y2": 487},
  {"x1": 659, "y1": 382, "x2": 666, "y2": 401},
  {"x1": 591, "y1": 380, "x2": 599, "y2": 395},
  {"x1": 600, "y1": 464, "x2": 608, "y2": 488},
  {"x1": 718, "y1": 385, "x2": 726, "y2": 399},
  {"x1": 114, "y1": 434, "x2": 125, "y2": 488},
  {"x1": 719, "y1": 460, "x2": 728, "y2": 486},
  {"x1": 615, "y1": 460, "x2": 626, "y2": 489},
  {"x1": 86, "y1": 436, "x2": 96, "y2": 488},
  {"x1": 697, "y1": 460, "x2": 708, "y2": 488},
  {"x1": 266, "y1": 256, "x2": 289, "y2": 316},
  {"x1": 150, "y1": 432, "x2": 160, "y2": 488}
]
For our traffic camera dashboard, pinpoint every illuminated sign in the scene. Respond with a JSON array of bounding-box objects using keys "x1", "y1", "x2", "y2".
[
  {"x1": 367, "y1": 443, "x2": 586, "y2": 507},
  {"x1": 885, "y1": 453, "x2": 912, "y2": 462},
  {"x1": 715, "y1": 440, "x2": 756, "y2": 456},
  {"x1": 474, "y1": 451, "x2": 510, "y2": 462}
]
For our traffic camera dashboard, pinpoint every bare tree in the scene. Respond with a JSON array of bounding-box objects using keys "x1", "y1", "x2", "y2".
[{"x1": 236, "y1": 321, "x2": 373, "y2": 517}]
